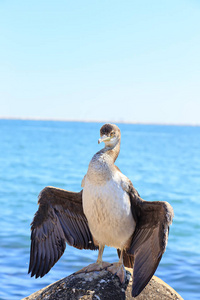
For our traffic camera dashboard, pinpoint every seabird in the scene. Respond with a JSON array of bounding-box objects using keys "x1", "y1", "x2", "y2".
[{"x1": 28, "y1": 123, "x2": 174, "y2": 297}]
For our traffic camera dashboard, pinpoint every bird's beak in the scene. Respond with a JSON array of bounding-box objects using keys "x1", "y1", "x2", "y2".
[{"x1": 98, "y1": 135, "x2": 111, "y2": 144}]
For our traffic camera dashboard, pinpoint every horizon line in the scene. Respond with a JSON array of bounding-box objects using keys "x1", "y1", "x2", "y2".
[{"x1": 0, "y1": 116, "x2": 200, "y2": 127}]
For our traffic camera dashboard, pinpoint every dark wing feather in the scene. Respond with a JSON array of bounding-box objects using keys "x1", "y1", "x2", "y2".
[
  {"x1": 28, "y1": 186, "x2": 98, "y2": 278},
  {"x1": 128, "y1": 186, "x2": 174, "y2": 297}
]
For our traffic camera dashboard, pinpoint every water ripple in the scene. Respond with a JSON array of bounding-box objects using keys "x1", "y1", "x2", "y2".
[{"x1": 0, "y1": 120, "x2": 199, "y2": 300}]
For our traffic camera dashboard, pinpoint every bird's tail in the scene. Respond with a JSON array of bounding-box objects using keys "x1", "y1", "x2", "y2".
[{"x1": 117, "y1": 249, "x2": 134, "y2": 268}]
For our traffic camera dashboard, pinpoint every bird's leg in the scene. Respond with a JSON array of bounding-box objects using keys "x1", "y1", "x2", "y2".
[
  {"x1": 107, "y1": 249, "x2": 126, "y2": 283},
  {"x1": 75, "y1": 244, "x2": 111, "y2": 274}
]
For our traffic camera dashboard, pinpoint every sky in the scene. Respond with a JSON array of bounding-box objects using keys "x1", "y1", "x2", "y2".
[{"x1": 0, "y1": 0, "x2": 200, "y2": 125}]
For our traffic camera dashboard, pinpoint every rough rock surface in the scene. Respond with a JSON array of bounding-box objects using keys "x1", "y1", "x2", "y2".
[{"x1": 23, "y1": 268, "x2": 183, "y2": 300}]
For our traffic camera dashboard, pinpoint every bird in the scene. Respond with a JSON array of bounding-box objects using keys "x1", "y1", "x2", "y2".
[{"x1": 28, "y1": 123, "x2": 174, "y2": 297}]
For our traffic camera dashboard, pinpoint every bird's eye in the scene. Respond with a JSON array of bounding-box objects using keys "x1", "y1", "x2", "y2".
[{"x1": 110, "y1": 131, "x2": 115, "y2": 137}]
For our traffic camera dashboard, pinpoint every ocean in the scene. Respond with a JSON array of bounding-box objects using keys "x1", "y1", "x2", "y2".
[{"x1": 0, "y1": 119, "x2": 199, "y2": 300}]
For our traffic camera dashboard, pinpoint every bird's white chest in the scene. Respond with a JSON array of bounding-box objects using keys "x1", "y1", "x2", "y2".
[{"x1": 82, "y1": 175, "x2": 136, "y2": 249}]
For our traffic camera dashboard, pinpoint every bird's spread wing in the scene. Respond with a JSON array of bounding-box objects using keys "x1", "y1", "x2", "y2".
[
  {"x1": 28, "y1": 186, "x2": 98, "y2": 278},
  {"x1": 124, "y1": 184, "x2": 174, "y2": 297}
]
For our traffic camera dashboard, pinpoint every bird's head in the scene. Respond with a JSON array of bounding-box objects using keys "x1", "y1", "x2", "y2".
[{"x1": 98, "y1": 124, "x2": 121, "y2": 148}]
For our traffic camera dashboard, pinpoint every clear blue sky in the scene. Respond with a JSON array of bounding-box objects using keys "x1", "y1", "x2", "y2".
[{"x1": 0, "y1": 0, "x2": 200, "y2": 124}]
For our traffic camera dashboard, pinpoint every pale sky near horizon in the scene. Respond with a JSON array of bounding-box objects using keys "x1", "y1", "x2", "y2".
[{"x1": 0, "y1": 0, "x2": 200, "y2": 125}]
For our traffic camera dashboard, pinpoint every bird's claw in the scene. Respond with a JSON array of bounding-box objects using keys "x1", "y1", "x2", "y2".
[
  {"x1": 75, "y1": 261, "x2": 112, "y2": 274},
  {"x1": 107, "y1": 263, "x2": 126, "y2": 284}
]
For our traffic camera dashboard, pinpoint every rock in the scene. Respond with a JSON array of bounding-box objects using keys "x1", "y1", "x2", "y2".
[{"x1": 23, "y1": 268, "x2": 183, "y2": 300}]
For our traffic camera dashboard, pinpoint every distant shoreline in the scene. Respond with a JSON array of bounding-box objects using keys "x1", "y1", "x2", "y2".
[{"x1": 0, "y1": 116, "x2": 200, "y2": 127}]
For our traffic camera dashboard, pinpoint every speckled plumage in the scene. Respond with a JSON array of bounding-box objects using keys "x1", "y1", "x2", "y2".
[
  {"x1": 82, "y1": 124, "x2": 136, "y2": 248},
  {"x1": 83, "y1": 168, "x2": 136, "y2": 249}
]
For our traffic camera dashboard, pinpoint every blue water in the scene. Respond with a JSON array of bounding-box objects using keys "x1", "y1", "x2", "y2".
[{"x1": 0, "y1": 120, "x2": 200, "y2": 300}]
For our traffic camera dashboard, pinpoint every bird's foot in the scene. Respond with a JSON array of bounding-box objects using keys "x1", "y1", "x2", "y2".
[
  {"x1": 75, "y1": 261, "x2": 112, "y2": 274},
  {"x1": 107, "y1": 262, "x2": 126, "y2": 284}
]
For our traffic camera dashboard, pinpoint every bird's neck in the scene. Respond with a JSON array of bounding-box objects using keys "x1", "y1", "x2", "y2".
[
  {"x1": 87, "y1": 141, "x2": 120, "y2": 184},
  {"x1": 98, "y1": 141, "x2": 121, "y2": 163}
]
